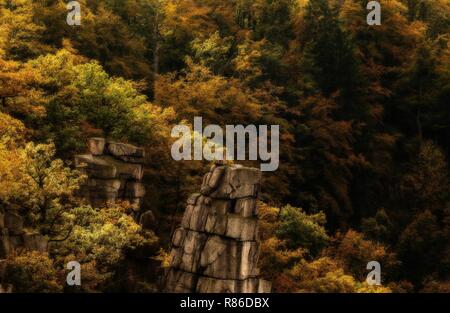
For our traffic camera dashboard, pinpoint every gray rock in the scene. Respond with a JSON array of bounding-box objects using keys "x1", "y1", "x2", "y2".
[
  {"x1": 187, "y1": 193, "x2": 201, "y2": 205},
  {"x1": 116, "y1": 155, "x2": 145, "y2": 164},
  {"x1": 75, "y1": 154, "x2": 117, "y2": 179},
  {"x1": 99, "y1": 155, "x2": 144, "y2": 180},
  {"x1": 88, "y1": 178, "x2": 122, "y2": 193},
  {"x1": 210, "y1": 199, "x2": 232, "y2": 215},
  {"x1": 172, "y1": 227, "x2": 186, "y2": 247},
  {"x1": 169, "y1": 231, "x2": 207, "y2": 273},
  {"x1": 205, "y1": 213, "x2": 258, "y2": 241},
  {"x1": 106, "y1": 142, "x2": 145, "y2": 158},
  {"x1": 196, "y1": 277, "x2": 271, "y2": 293},
  {"x1": 202, "y1": 165, "x2": 261, "y2": 199},
  {"x1": 196, "y1": 276, "x2": 238, "y2": 293},
  {"x1": 87, "y1": 138, "x2": 105, "y2": 155},
  {"x1": 234, "y1": 198, "x2": 257, "y2": 217},
  {"x1": 4, "y1": 211, "x2": 23, "y2": 235},
  {"x1": 164, "y1": 164, "x2": 270, "y2": 293},
  {"x1": 164, "y1": 269, "x2": 197, "y2": 293},
  {"x1": 257, "y1": 279, "x2": 272, "y2": 293},
  {"x1": 76, "y1": 154, "x2": 144, "y2": 182},
  {"x1": 139, "y1": 210, "x2": 156, "y2": 230},
  {"x1": 0, "y1": 259, "x2": 7, "y2": 279},
  {"x1": 125, "y1": 182, "x2": 146, "y2": 198},
  {"x1": 181, "y1": 196, "x2": 212, "y2": 231},
  {"x1": 200, "y1": 236, "x2": 260, "y2": 280},
  {"x1": 75, "y1": 139, "x2": 147, "y2": 213}
]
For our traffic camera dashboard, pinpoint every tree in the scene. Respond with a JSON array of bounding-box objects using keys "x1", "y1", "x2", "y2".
[
  {"x1": 327, "y1": 230, "x2": 399, "y2": 282},
  {"x1": 397, "y1": 210, "x2": 447, "y2": 284},
  {"x1": 286, "y1": 255, "x2": 391, "y2": 293},
  {"x1": 50, "y1": 202, "x2": 159, "y2": 292},
  {"x1": 191, "y1": 31, "x2": 233, "y2": 75},
  {"x1": 289, "y1": 94, "x2": 367, "y2": 228},
  {"x1": 0, "y1": 112, "x2": 27, "y2": 205},
  {"x1": 0, "y1": 0, "x2": 49, "y2": 60},
  {"x1": 235, "y1": 0, "x2": 294, "y2": 47},
  {"x1": 303, "y1": 0, "x2": 361, "y2": 99},
  {"x1": 19, "y1": 142, "x2": 83, "y2": 238},
  {"x1": 276, "y1": 204, "x2": 329, "y2": 255},
  {"x1": 400, "y1": 140, "x2": 448, "y2": 212},
  {"x1": 3, "y1": 251, "x2": 63, "y2": 293},
  {"x1": 361, "y1": 208, "x2": 393, "y2": 243},
  {"x1": 25, "y1": 48, "x2": 172, "y2": 155}
]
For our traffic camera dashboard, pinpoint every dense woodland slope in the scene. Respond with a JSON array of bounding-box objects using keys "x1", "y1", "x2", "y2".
[{"x1": 0, "y1": 0, "x2": 449, "y2": 292}]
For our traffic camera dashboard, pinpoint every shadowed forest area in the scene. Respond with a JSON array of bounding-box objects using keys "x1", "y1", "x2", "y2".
[{"x1": 0, "y1": 0, "x2": 449, "y2": 292}]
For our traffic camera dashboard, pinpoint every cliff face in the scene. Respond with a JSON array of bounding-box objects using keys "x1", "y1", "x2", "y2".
[
  {"x1": 75, "y1": 138, "x2": 147, "y2": 219},
  {"x1": 164, "y1": 163, "x2": 271, "y2": 293}
]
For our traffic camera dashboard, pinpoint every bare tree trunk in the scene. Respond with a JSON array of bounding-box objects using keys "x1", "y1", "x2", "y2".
[
  {"x1": 416, "y1": 107, "x2": 423, "y2": 141},
  {"x1": 417, "y1": 85, "x2": 423, "y2": 141},
  {"x1": 152, "y1": 12, "x2": 160, "y2": 100}
]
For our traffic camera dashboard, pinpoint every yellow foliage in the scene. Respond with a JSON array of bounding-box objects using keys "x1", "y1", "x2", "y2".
[{"x1": 288, "y1": 257, "x2": 357, "y2": 293}]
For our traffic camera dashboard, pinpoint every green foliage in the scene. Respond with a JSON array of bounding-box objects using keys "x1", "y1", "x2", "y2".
[
  {"x1": 50, "y1": 202, "x2": 159, "y2": 292},
  {"x1": 22, "y1": 48, "x2": 172, "y2": 154},
  {"x1": 0, "y1": 124, "x2": 82, "y2": 237},
  {"x1": 191, "y1": 31, "x2": 233, "y2": 74},
  {"x1": 52, "y1": 203, "x2": 157, "y2": 268},
  {"x1": 19, "y1": 142, "x2": 82, "y2": 236},
  {"x1": 276, "y1": 205, "x2": 329, "y2": 255},
  {"x1": 258, "y1": 202, "x2": 394, "y2": 292},
  {"x1": 0, "y1": 0, "x2": 50, "y2": 60},
  {"x1": 361, "y1": 208, "x2": 393, "y2": 243}
]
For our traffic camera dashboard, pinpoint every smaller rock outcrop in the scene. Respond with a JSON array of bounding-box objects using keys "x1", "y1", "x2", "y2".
[{"x1": 75, "y1": 138, "x2": 146, "y2": 216}]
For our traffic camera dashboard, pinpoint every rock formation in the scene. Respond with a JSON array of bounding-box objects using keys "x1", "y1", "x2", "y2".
[
  {"x1": 164, "y1": 163, "x2": 271, "y2": 293},
  {"x1": 75, "y1": 138, "x2": 146, "y2": 218},
  {"x1": 0, "y1": 209, "x2": 48, "y2": 292},
  {"x1": 0, "y1": 210, "x2": 48, "y2": 259}
]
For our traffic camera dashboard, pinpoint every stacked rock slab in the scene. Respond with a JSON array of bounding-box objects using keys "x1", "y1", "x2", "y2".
[
  {"x1": 75, "y1": 138, "x2": 146, "y2": 214},
  {"x1": 164, "y1": 163, "x2": 271, "y2": 293}
]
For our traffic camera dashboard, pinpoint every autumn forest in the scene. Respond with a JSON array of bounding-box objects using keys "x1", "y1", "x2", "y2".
[{"x1": 0, "y1": 0, "x2": 449, "y2": 293}]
